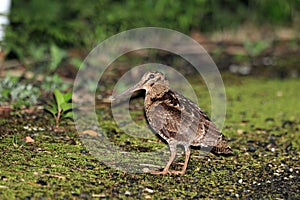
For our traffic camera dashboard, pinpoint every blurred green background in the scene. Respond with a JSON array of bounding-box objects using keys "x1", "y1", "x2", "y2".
[{"x1": 3, "y1": 0, "x2": 300, "y2": 62}]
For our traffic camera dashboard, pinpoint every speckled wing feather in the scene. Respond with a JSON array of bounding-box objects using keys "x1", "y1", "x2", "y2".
[
  {"x1": 173, "y1": 91, "x2": 232, "y2": 154},
  {"x1": 146, "y1": 90, "x2": 223, "y2": 148}
]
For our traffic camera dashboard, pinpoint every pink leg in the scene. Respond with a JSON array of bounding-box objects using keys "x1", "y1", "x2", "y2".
[
  {"x1": 170, "y1": 148, "x2": 190, "y2": 175},
  {"x1": 150, "y1": 144, "x2": 177, "y2": 175}
]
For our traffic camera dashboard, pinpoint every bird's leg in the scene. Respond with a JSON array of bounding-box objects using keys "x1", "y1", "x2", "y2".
[
  {"x1": 149, "y1": 144, "x2": 177, "y2": 175},
  {"x1": 170, "y1": 147, "x2": 190, "y2": 175}
]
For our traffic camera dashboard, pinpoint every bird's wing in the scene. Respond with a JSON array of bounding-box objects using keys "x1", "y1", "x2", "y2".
[
  {"x1": 146, "y1": 91, "x2": 182, "y2": 140},
  {"x1": 146, "y1": 90, "x2": 220, "y2": 145},
  {"x1": 173, "y1": 91, "x2": 223, "y2": 146}
]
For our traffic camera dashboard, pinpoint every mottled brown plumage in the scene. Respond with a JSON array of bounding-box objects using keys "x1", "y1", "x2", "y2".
[{"x1": 113, "y1": 71, "x2": 232, "y2": 175}]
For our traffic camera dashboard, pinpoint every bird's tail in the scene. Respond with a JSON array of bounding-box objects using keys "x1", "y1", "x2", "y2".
[{"x1": 211, "y1": 135, "x2": 233, "y2": 155}]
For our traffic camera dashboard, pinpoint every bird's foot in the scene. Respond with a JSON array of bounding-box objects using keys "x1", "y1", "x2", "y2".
[
  {"x1": 169, "y1": 170, "x2": 185, "y2": 175},
  {"x1": 148, "y1": 169, "x2": 170, "y2": 175}
]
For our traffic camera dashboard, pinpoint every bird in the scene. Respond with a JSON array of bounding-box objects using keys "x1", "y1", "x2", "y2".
[{"x1": 113, "y1": 71, "x2": 233, "y2": 175}]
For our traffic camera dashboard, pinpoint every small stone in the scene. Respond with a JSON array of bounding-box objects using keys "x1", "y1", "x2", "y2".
[
  {"x1": 86, "y1": 164, "x2": 95, "y2": 170},
  {"x1": 142, "y1": 168, "x2": 150, "y2": 173},
  {"x1": 125, "y1": 191, "x2": 131, "y2": 196},
  {"x1": 144, "y1": 188, "x2": 154, "y2": 193},
  {"x1": 248, "y1": 146, "x2": 256, "y2": 152},
  {"x1": 273, "y1": 172, "x2": 280, "y2": 176},
  {"x1": 80, "y1": 150, "x2": 88, "y2": 154},
  {"x1": 238, "y1": 179, "x2": 243, "y2": 184}
]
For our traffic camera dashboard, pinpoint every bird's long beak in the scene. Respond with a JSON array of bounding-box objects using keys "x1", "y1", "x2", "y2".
[{"x1": 112, "y1": 81, "x2": 143, "y2": 101}]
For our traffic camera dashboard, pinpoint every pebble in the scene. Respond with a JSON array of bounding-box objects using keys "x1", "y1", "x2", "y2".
[
  {"x1": 125, "y1": 191, "x2": 131, "y2": 196},
  {"x1": 238, "y1": 179, "x2": 243, "y2": 184},
  {"x1": 248, "y1": 146, "x2": 256, "y2": 152},
  {"x1": 142, "y1": 168, "x2": 150, "y2": 173},
  {"x1": 144, "y1": 188, "x2": 154, "y2": 193}
]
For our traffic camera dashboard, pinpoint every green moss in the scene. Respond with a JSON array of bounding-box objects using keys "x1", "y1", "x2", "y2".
[{"x1": 0, "y1": 74, "x2": 299, "y2": 199}]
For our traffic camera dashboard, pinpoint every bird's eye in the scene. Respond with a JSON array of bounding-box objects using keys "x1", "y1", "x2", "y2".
[{"x1": 149, "y1": 74, "x2": 155, "y2": 79}]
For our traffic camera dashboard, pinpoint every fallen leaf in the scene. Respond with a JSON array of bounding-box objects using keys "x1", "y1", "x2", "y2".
[
  {"x1": 92, "y1": 194, "x2": 106, "y2": 198},
  {"x1": 80, "y1": 130, "x2": 98, "y2": 137},
  {"x1": 25, "y1": 136, "x2": 35, "y2": 143}
]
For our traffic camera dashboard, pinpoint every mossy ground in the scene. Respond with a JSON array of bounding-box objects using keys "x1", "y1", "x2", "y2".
[{"x1": 0, "y1": 74, "x2": 299, "y2": 199}]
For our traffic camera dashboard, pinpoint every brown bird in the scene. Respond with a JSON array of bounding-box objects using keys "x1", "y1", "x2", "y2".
[{"x1": 113, "y1": 71, "x2": 232, "y2": 175}]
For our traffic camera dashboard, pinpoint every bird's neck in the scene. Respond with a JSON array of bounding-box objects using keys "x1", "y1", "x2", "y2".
[{"x1": 146, "y1": 83, "x2": 169, "y2": 99}]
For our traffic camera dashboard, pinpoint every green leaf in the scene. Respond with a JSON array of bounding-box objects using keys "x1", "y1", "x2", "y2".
[
  {"x1": 63, "y1": 91, "x2": 72, "y2": 102},
  {"x1": 61, "y1": 111, "x2": 73, "y2": 119},
  {"x1": 54, "y1": 89, "x2": 65, "y2": 109},
  {"x1": 61, "y1": 102, "x2": 72, "y2": 112},
  {"x1": 45, "y1": 106, "x2": 57, "y2": 116},
  {"x1": 49, "y1": 102, "x2": 58, "y2": 110},
  {"x1": 49, "y1": 44, "x2": 67, "y2": 72}
]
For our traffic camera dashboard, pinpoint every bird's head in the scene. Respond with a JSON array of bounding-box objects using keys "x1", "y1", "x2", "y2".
[{"x1": 112, "y1": 71, "x2": 169, "y2": 100}]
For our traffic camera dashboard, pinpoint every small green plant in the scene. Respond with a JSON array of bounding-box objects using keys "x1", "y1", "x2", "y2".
[
  {"x1": 45, "y1": 89, "x2": 73, "y2": 129},
  {"x1": 0, "y1": 76, "x2": 40, "y2": 109},
  {"x1": 12, "y1": 133, "x2": 26, "y2": 148}
]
